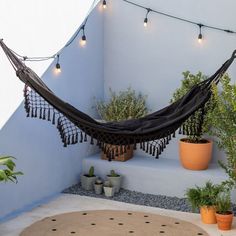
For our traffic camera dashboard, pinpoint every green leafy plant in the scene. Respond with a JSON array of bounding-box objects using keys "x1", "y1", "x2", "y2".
[
  {"x1": 96, "y1": 87, "x2": 148, "y2": 122},
  {"x1": 0, "y1": 156, "x2": 23, "y2": 183},
  {"x1": 216, "y1": 192, "x2": 232, "y2": 214},
  {"x1": 88, "y1": 166, "x2": 95, "y2": 177},
  {"x1": 185, "y1": 181, "x2": 223, "y2": 211},
  {"x1": 171, "y1": 71, "x2": 212, "y2": 143},
  {"x1": 206, "y1": 74, "x2": 236, "y2": 189},
  {"x1": 109, "y1": 170, "x2": 119, "y2": 177}
]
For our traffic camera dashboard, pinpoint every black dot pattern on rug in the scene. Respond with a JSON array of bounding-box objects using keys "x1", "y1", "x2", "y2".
[{"x1": 21, "y1": 211, "x2": 211, "y2": 236}]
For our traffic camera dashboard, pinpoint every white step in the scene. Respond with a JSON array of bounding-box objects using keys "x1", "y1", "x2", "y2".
[{"x1": 82, "y1": 153, "x2": 236, "y2": 203}]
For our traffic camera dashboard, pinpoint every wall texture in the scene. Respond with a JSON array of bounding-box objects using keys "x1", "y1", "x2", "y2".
[
  {"x1": 0, "y1": 0, "x2": 96, "y2": 129},
  {"x1": 0, "y1": 5, "x2": 104, "y2": 220},
  {"x1": 103, "y1": 0, "x2": 236, "y2": 162}
]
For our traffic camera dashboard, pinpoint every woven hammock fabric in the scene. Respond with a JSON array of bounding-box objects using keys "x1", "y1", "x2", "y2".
[{"x1": 0, "y1": 39, "x2": 235, "y2": 160}]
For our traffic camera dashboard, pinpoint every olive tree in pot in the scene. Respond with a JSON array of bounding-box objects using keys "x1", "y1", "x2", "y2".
[
  {"x1": 171, "y1": 71, "x2": 214, "y2": 170},
  {"x1": 96, "y1": 87, "x2": 148, "y2": 161},
  {"x1": 215, "y1": 191, "x2": 234, "y2": 231},
  {"x1": 0, "y1": 156, "x2": 23, "y2": 183},
  {"x1": 185, "y1": 181, "x2": 222, "y2": 224},
  {"x1": 81, "y1": 166, "x2": 97, "y2": 191},
  {"x1": 206, "y1": 74, "x2": 236, "y2": 189},
  {"x1": 107, "y1": 170, "x2": 122, "y2": 193}
]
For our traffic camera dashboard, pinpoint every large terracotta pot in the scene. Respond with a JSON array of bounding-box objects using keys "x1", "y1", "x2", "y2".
[
  {"x1": 216, "y1": 212, "x2": 233, "y2": 230},
  {"x1": 179, "y1": 139, "x2": 212, "y2": 170},
  {"x1": 200, "y1": 206, "x2": 217, "y2": 224}
]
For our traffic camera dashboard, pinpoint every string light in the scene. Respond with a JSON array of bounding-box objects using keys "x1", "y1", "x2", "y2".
[
  {"x1": 103, "y1": 0, "x2": 107, "y2": 9},
  {"x1": 144, "y1": 8, "x2": 151, "y2": 27},
  {"x1": 198, "y1": 24, "x2": 203, "y2": 43},
  {"x1": 54, "y1": 55, "x2": 61, "y2": 74},
  {"x1": 7, "y1": 0, "x2": 236, "y2": 64},
  {"x1": 80, "y1": 26, "x2": 87, "y2": 47}
]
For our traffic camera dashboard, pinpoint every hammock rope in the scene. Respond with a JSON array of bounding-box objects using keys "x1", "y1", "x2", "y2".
[{"x1": 0, "y1": 39, "x2": 235, "y2": 160}]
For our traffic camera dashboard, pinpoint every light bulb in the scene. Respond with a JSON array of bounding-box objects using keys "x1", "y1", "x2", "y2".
[
  {"x1": 103, "y1": 0, "x2": 107, "y2": 9},
  {"x1": 80, "y1": 35, "x2": 87, "y2": 47},
  {"x1": 54, "y1": 63, "x2": 61, "y2": 74},
  {"x1": 144, "y1": 18, "x2": 148, "y2": 27},
  {"x1": 198, "y1": 33, "x2": 203, "y2": 43}
]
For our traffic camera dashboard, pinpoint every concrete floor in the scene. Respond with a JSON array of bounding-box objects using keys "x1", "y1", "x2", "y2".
[{"x1": 0, "y1": 194, "x2": 235, "y2": 236}]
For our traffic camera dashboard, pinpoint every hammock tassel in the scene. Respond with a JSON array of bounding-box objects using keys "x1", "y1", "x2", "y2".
[
  {"x1": 52, "y1": 112, "x2": 56, "y2": 125},
  {"x1": 84, "y1": 133, "x2": 87, "y2": 142},
  {"x1": 90, "y1": 136, "x2": 94, "y2": 145},
  {"x1": 80, "y1": 132, "x2": 83, "y2": 143},
  {"x1": 43, "y1": 108, "x2": 46, "y2": 120},
  {"x1": 48, "y1": 109, "x2": 51, "y2": 121}
]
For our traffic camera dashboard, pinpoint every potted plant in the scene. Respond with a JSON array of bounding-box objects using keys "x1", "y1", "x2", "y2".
[
  {"x1": 81, "y1": 166, "x2": 97, "y2": 191},
  {"x1": 96, "y1": 87, "x2": 148, "y2": 161},
  {"x1": 107, "y1": 170, "x2": 122, "y2": 193},
  {"x1": 0, "y1": 156, "x2": 23, "y2": 183},
  {"x1": 171, "y1": 71, "x2": 213, "y2": 170},
  {"x1": 185, "y1": 181, "x2": 222, "y2": 224},
  {"x1": 103, "y1": 180, "x2": 115, "y2": 197},
  {"x1": 94, "y1": 178, "x2": 103, "y2": 195},
  {"x1": 215, "y1": 192, "x2": 234, "y2": 230},
  {"x1": 206, "y1": 74, "x2": 236, "y2": 189}
]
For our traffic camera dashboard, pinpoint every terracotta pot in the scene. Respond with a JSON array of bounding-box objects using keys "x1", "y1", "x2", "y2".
[
  {"x1": 216, "y1": 212, "x2": 233, "y2": 231},
  {"x1": 200, "y1": 206, "x2": 217, "y2": 224},
  {"x1": 179, "y1": 139, "x2": 212, "y2": 170},
  {"x1": 102, "y1": 144, "x2": 133, "y2": 162}
]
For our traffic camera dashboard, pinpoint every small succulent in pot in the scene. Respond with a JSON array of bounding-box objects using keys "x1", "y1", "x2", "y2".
[
  {"x1": 94, "y1": 178, "x2": 103, "y2": 195},
  {"x1": 103, "y1": 180, "x2": 115, "y2": 197},
  {"x1": 107, "y1": 170, "x2": 122, "y2": 193},
  {"x1": 81, "y1": 166, "x2": 97, "y2": 191}
]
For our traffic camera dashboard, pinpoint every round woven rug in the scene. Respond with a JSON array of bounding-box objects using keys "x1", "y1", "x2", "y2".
[{"x1": 20, "y1": 210, "x2": 209, "y2": 236}]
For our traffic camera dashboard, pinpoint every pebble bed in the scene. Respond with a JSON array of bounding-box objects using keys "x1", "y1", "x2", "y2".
[{"x1": 63, "y1": 184, "x2": 236, "y2": 216}]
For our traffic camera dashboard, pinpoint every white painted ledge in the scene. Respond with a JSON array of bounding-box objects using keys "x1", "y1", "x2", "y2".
[{"x1": 83, "y1": 153, "x2": 236, "y2": 202}]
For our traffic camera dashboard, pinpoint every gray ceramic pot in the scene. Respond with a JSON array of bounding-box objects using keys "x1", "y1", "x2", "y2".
[
  {"x1": 103, "y1": 186, "x2": 115, "y2": 197},
  {"x1": 94, "y1": 183, "x2": 103, "y2": 194},
  {"x1": 107, "y1": 175, "x2": 122, "y2": 193},
  {"x1": 81, "y1": 175, "x2": 97, "y2": 191}
]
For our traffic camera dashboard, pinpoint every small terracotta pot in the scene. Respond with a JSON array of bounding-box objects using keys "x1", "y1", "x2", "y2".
[
  {"x1": 179, "y1": 139, "x2": 212, "y2": 170},
  {"x1": 216, "y1": 212, "x2": 233, "y2": 231},
  {"x1": 200, "y1": 206, "x2": 217, "y2": 224}
]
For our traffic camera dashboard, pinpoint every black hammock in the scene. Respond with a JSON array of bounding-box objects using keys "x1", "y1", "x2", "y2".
[{"x1": 0, "y1": 39, "x2": 235, "y2": 160}]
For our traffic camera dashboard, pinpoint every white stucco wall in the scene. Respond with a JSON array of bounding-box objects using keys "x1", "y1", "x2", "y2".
[
  {"x1": 0, "y1": 0, "x2": 97, "y2": 129},
  {"x1": 0, "y1": 3, "x2": 104, "y2": 220},
  {"x1": 103, "y1": 0, "x2": 236, "y2": 162}
]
